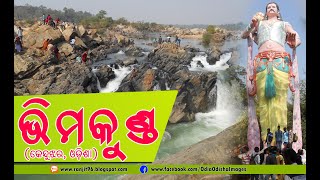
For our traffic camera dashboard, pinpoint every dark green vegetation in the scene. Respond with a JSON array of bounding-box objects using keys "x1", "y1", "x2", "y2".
[
  {"x1": 202, "y1": 25, "x2": 216, "y2": 46},
  {"x1": 14, "y1": 5, "x2": 165, "y2": 31}
]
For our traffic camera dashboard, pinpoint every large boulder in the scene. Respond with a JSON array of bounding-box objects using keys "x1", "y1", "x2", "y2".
[
  {"x1": 57, "y1": 42, "x2": 74, "y2": 56},
  {"x1": 23, "y1": 25, "x2": 64, "y2": 48},
  {"x1": 25, "y1": 48, "x2": 45, "y2": 57},
  {"x1": 76, "y1": 25, "x2": 87, "y2": 37},
  {"x1": 62, "y1": 28, "x2": 78, "y2": 42},
  {"x1": 14, "y1": 54, "x2": 44, "y2": 79},
  {"x1": 94, "y1": 65, "x2": 116, "y2": 88},
  {"x1": 87, "y1": 29, "x2": 98, "y2": 37},
  {"x1": 25, "y1": 61, "x2": 99, "y2": 95},
  {"x1": 121, "y1": 57, "x2": 138, "y2": 66},
  {"x1": 81, "y1": 35, "x2": 93, "y2": 44},
  {"x1": 75, "y1": 36, "x2": 87, "y2": 49},
  {"x1": 117, "y1": 63, "x2": 218, "y2": 124},
  {"x1": 207, "y1": 47, "x2": 222, "y2": 65},
  {"x1": 125, "y1": 45, "x2": 144, "y2": 57},
  {"x1": 93, "y1": 35, "x2": 104, "y2": 44},
  {"x1": 168, "y1": 70, "x2": 217, "y2": 123}
]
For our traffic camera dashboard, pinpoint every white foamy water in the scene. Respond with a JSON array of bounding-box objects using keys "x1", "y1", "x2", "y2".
[
  {"x1": 193, "y1": 80, "x2": 244, "y2": 130},
  {"x1": 156, "y1": 77, "x2": 244, "y2": 160},
  {"x1": 100, "y1": 66, "x2": 132, "y2": 93},
  {"x1": 152, "y1": 83, "x2": 161, "y2": 91},
  {"x1": 117, "y1": 50, "x2": 125, "y2": 54},
  {"x1": 142, "y1": 51, "x2": 150, "y2": 55},
  {"x1": 165, "y1": 82, "x2": 170, "y2": 90},
  {"x1": 189, "y1": 52, "x2": 232, "y2": 72},
  {"x1": 91, "y1": 67, "x2": 102, "y2": 91}
]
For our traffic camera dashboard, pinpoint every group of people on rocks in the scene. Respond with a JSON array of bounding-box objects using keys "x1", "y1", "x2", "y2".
[
  {"x1": 14, "y1": 16, "x2": 91, "y2": 65},
  {"x1": 26, "y1": 36, "x2": 88, "y2": 65},
  {"x1": 41, "y1": 14, "x2": 61, "y2": 29},
  {"x1": 155, "y1": 35, "x2": 181, "y2": 46},
  {"x1": 266, "y1": 126, "x2": 297, "y2": 150},
  {"x1": 107, "y1": 35, "x2": 135, "y2": 47}
]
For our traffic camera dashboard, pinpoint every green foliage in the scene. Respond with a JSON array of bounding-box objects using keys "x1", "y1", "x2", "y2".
[
  {"x1": 25, "y1": 18, "x2": 35, "y2": 25},
  {"x1": 115, "y1": 17, "x2": 129, "y2": 25},
  {"x1": 206, "y1": 25, "x2": 216, "y2": 34},
  {"x1": 202, "y1": 32, "x2": 212, "y2": 46},
  {"x1": 96, "y1": 10, "x2": 107, "y2": 19},
  {"x1": 131, "y1": 21, "x2": 151, "y2": 31},
  {"x1": 201, "y1": 25, "x2": 217, "y2": 46},
  {"x1": 218, "y1": 22, "x2": 247, "y2": 31},
  {"x1": 14, "y1": 4, "x2": 166, "y2": 31},
  {"x1": 14, "y1": 5, "x2": 93, "y2": 23},
  {"x1": 80, "y1": 16, "x2": 113, "y2": 28}
]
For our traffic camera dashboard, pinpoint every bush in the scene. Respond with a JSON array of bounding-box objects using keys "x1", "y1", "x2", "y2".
[
  {"x1": 25, "y1": 18, "x2": 35, "y2": 25},
  {"x1": 115, "y1": 17, "x2": 129, "y2": 25},
  {"x1": 202, "y1": 32, "x2": 212, "y2": 46},
  {"x1": 80, "y1": 16, "x2": 113, "y2": 28},
  {"x1": 207, "y1": 25, "x2": 216, "y2": 34}
]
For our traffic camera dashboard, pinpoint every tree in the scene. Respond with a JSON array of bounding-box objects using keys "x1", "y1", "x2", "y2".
[
  {"x1": 202, "y1": 32, "x2": 212, "y2": 46},
  {"x1": 207, "y1": 25, "x2": 216, "y2": 34},
  {"x1": 96, "y1": 10, "x2": 107, "y2": 19},
  {"x1": 116, "y1": 17, "x2": 129, "y2": 25}
]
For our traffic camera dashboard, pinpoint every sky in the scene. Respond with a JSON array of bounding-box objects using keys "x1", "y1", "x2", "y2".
[
  {"x1": 14, "y1": 0, "x2": 305, "y2": 25},
  {"x1": 14, "y1": 0, "x2": 306, "y2": 79}
]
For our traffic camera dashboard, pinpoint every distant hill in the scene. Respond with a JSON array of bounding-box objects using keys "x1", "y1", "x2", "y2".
[
  {"x1": 168, "y1": 22, "x2": 246, "y2": 31},
  {"x1": 14, "y1": 4, "x2": 246, "y2": 31},
  {"x1": 14, "y1": 4, "x2": 94, "y2": 23}
]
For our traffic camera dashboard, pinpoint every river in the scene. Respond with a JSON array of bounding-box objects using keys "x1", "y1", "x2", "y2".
[{"x1": 15, "y1": 34, "x2": 246, "y2": 180}]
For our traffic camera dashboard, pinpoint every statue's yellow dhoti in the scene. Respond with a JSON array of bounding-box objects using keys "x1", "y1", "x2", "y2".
[{"x1": 254, "y1": 51, "x2": 291, "y2": 145}]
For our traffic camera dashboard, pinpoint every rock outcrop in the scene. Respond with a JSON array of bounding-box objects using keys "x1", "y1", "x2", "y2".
[
  {"x1": 14, "y1": 53, "x2": 100, "y2": 95},
  {"x1": 118, "y1": 43, "x2": 218, "y2": 123},
  {"x1": 23, "y1": 25, "x2": 64, "y2": 48}
]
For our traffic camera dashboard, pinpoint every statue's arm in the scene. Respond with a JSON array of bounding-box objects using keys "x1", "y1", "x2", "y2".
[
  {"x1": 285, "y1": 22, "x2": 301, "y2": 48},
  {"x1": 241, "y1": 20, "x2": 258, "y2": 39}
]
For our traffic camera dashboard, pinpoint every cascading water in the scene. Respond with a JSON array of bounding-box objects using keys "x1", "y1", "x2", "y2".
[
  {"x1": 156, "y1": 52, "x2": 244, "y2": 160},
  {"x1": 100, "y1": 66, "x2": 132, "y2": 93},
  {"x1": 189, "y1": 52, "x2": 232, "y2": 72}
]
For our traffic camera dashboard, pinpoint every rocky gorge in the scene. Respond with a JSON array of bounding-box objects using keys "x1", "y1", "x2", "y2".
[{"x1": 14, "y1": 20, "x2": 249, "y2": 179}]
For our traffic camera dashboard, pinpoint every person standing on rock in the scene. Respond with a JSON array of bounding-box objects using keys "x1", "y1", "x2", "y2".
[
  {"x1": 266, "y1": 128, "x2": 273, "y2": 148},
  {"x1": 81, "y1": 50, "x2": 88, "y2": 64},
  {"x1": 41, "y1": 39, "x2": 50, "y2": 51},
  {"x1": 14, "y1": 36, "x2": 22, "y2": 53},
  {"x1": 282, "y1": 127, "x2": 289, "y2": 148},
  {"x1": 17, "y1": 27, "x2": 23, "y2": 45},
  {"x1": 158, "y1": 35, "x2": 162, "y2": 44},
  {"x1": 175, "y1": 35, "x2": 181, "y2": 46},
  {"x1": 242, "y1": 2, "x2": 302, "y2": 150},
  {"x1": 42, "y1": 14, "x2": 45, "y2": 25},
  {"x1": 52, "y1": 45, "x2": 60, "y2": 60},
  {"x1": 275, "y1": 125, "x2": 283, "y2": 150},
  {"x1": 46, "y1": 14, "x2": 51, "y2": 25}
]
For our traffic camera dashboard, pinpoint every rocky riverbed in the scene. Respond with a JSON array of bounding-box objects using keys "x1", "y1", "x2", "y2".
[{"x1": 14, "y1": 21, "x2": 248, "y2": 180}]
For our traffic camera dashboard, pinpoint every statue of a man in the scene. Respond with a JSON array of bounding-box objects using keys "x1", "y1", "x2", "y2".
[{"x1": 242, "y1": 2, "x2": 301, "y2": 148}]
